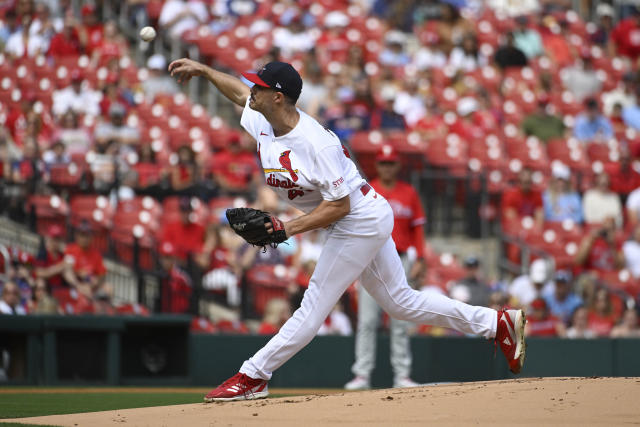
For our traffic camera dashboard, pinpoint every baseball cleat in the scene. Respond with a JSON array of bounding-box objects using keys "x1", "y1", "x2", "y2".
[
  {"x1": 344, "y1": 376, "x2": 371, "y2": 391},
  {"x1": 496, "y1": 309, "x2": 527, "y2": 374},
  {"x1": 393, "y1": 377, "x2": 421, "y2": 388},
  {"x1": 204, "y1": 372, "x2": 269, "y2": 402}
]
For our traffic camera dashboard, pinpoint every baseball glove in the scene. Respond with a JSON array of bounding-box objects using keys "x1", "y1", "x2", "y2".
[{"x1": 226, "y1": 208, "x2": 288, "y2": 249}]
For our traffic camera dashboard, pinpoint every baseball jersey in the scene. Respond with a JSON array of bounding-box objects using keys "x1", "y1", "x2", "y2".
[
  {"x1": 370, "y1": 179, "x2": 426, "y2": 257},
  {"x1": 240, "y1": 98, "x2": 365, "y2": 213}
]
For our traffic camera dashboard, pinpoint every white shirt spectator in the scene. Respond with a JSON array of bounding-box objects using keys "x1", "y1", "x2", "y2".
[
  {"x1": 448, "y1": 47, "x2": 486, "y2": 72},
  {"x1": 626, "y1": 187, "x2": 640, "y2": 221},
  {"x1": 486, "y1": 0, "x2": 540, "y2": 17},
  {"x1": 582, "y1": 189, "x2": 623, "y2": 227},
  {"x1": 393, "y1": 91, "x2": 426, "y2": 128},
  {"x1": 5, "y1": 31, "x2": 47, "y2": 57},
  {"x1": 413, "y1": 47, "x2": 447, "y2": 70},
  {"x1": 317, "y1": 307, "x2": 352, "y2": 336},
  {"x1": 623, "y1": 239, "x2": 640, "y2": 278},
  {"x1": 601, "y1": 85, "x2": 636, "y2": 116},
  {"x1": 509, "y1": 258, "x2": 554, "y2": 307},
  {"x1": 0, "y1": 300, "x2": 26, "y2": 315},
  {"x1": 159, "y1": 0, "x2": 209, "y2": 39},
  {"x1": 52, "y1": 85, "x2": 101, "y2": 118},
  {"x1": 273, "y1": 27, "x2": 315, "y2": 57}
]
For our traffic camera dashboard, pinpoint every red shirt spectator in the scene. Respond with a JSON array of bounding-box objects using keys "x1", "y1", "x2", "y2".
[
  {"x1": 47, "y1": 27, "x2": 82, "y2": 57},
  {"x1": 160, "y1": 198, "x2": 205, "y2": 262},
  {"x1": 611, "y1": 16, "x2": 640, "y2": 59},
  {"x1": 525, "y1": 298, "x2": 565, "y2": 337},
  {"x1": 609, "y1": 157, "x2": 640, "y2": 197},
  {"x1": 370, "y1": 178, "x2": 426, "y2": 257},
  {"x1": 158, "y1": 241, "x2": 192, "y2": 313},
  {"x1": 80, "y1": 4, "x2": 104, "y2": 55},
  {"x1": 501, "y1": 169, "x2": 544, "y2": 225},
  {"x1": 64, "y1": 242, "x2": 106, "y2": 278},
  {"x1": 587, "y1": 311, "x2": 616, "y2": 336},
  {"x1": 210, "y1": 136, "x2": 259, "y2": 194}
]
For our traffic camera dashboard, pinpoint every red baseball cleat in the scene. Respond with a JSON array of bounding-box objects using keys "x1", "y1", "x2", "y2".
[
  {"x1": 496, "y1": 309, "x2": 527, "y2": 374},
  {"x1": 204, "y1": 373, "x2": 269, "y2": 402}
]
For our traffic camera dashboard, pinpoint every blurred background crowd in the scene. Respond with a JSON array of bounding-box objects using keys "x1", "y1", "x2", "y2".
[{"x1": 1, "y1": 0, "x2": 640, "y2": 339}]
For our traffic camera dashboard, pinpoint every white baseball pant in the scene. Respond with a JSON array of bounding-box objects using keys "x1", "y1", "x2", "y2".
[{"x1": 239, "y1": 191, "x2": 497, "y2": 380}]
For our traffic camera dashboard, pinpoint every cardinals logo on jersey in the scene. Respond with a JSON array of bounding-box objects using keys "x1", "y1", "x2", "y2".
[{"x1": 279, "y1": 150, "x2": 298, "y2": 182}]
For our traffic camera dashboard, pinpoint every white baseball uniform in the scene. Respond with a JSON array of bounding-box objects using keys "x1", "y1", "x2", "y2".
[{"x1": 237, "y1": 99, "x2": 498, "y2": 380}]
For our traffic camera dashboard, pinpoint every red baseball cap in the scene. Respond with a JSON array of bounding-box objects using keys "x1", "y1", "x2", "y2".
[
  {"x1": 159, "y1": 241, "x2": 176, "y2": 257},
  {"x1": 530, "y1": 298, "x2": 547, "y2": 310},
  {"x1": 47, "y1": 224, "x2": 64, "y2": 238},
  {"x1": 376, "y1": 144, "x2": 399, "y2": 162}
]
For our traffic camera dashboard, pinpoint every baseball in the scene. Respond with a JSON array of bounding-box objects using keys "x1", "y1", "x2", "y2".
[{"x1": 139, "y1": 26, "x2": 156, "y2": 42}]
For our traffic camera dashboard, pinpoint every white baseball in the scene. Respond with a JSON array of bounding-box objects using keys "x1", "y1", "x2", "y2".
[{"x1": 139, "y1": 26, "x2": 156, "y2": 42}]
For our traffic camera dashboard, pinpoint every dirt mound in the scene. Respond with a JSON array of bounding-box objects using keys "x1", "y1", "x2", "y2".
[{"x1": 7, "y1": 377, "x2": 639, "y2": 426}]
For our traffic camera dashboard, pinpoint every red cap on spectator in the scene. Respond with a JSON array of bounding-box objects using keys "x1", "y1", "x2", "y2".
[
  {"x1": 47, "y1": 224, "x2": 64, "y2": 238},
  {"x1": 159, "y1": 241, "x2": 176, "y2": 257},
  {"x1": 17, "y1": 251, "x2": 35, "y2": 266},
  {"x1": 81, "y1": 4, "x2": 96, "y2": 16},
  {"x1": 531, "y1": 298, "x2": 547, "y2": 310},
  {"x1": 70, "y1": 69, "x2": 83, "y2": 81},
  {"x1": 376, "y1": 144, "x2": 399, "y2": 162}
]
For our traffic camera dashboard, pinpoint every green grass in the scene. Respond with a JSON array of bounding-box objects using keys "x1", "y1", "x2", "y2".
[
  {"x1": 0, "y1": 423, "x2": 61, "y2": 427},
  {"x1": 0, "y1": 392, "x2": 204, "y2": 419}
]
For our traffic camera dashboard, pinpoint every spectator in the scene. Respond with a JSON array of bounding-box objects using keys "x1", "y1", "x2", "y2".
[
  {"x1": 51, "y1": 110, "x2": 91, "y2": 156},
  {"x1": 0, "y1": 282, "x2": 26, "y2": 315},
  {"x1": 610, "y1": 308, "x2": 640, "y2": 337},
  {"x1": 512, "y1": 15, "x2": 544, "y2": 59},
  {"x1": 565, "y1": 306, "x2": 596, "y2": 338},
  {"x1": 610, "y1": 147, "x2": 640, "y2": 197},
  {"x1": 393, "y1": 80, "x2": 427, "y2": 129},
  {"x1": 543, "y1": 162, "x2": 583, "y2": 223},
  {"x1": 449, "y1": 256, "x2": 491, "y2": 307},
  {"x1": 63, "y1": 220, "x2": 108, "y2": 298},
  {"x1": 379, "y1": 30, "x2": 410, "y2": 67},
  {"x1": 159, "y1": 196, "x2": 205, "y2": 263},
  {"x1": 46, "y1": 14, "x2": 83, "y2": 58},
  {"x1": 370, "y1": 86, "x2": 406, "y2": 131},
  {"x1": 448, "y1": 33, "x2": 486, "y2": 72},
  {"x1": 562, "y1": 52, "x2": 602, "y2": 102},
  {"x1": 5, "y1": 15, "x2": 46, "y2": 58},
  {"x1": 621, "y1": 102, "x2": 640, "y2": 131},
  {"x1": 52, "y1": 69, "x2": 101, "y2": 118},
  {"x1": 91, "y1": 20, "x2": 129, "y2": 65},
  {"x1": 132, "y1": 143, "x2": 165, "y2": 195},
  {"x1": 35, "y1": 224, "x2": 67, "y2": 292},
  {"x1": 0, "y1": 9, "x2": 20, "y2": 48},
  {"x1": 590, "y1": 4, "x2": 615, "y2": 47},
  {"x1": 5, "y1": 91, "x2": 37, "y2": 142},
  {"x1": 494, "y1": 32, "x2": 528, "y2": 70},
  {"x1": 170, "y1": 145, "x2": 201, "y2": 194},
  {"x1": 623, "y1": 224, "x2": 640, "y2": 278},
  {"x1": 540, "y1": 16, "x2": 573, "y2": 68},
  {"x1": 297, "y1": 64, "x2": 327, "y2": 119},
  {"x1": 42, "y1": 140, "x2": 69, "y2": 168},
  {"x1": 159, "y1": 0, "x2": 208, "y2": 39},
  {"x1": 9, "y1": 250, "x2": 36, "y2": 306},
  {"x1": 272, "y1": 14, "x2": 314, "y2": 58},
  {"x1": 27, "y1": 279, "x2": 58, "y2": 314},
  {"x1": 141, "y1": 54, "x2": 180, "y2": 103},
  {"x1": 522, "y1": 94, "x2": 565, "y2": 142},
  {"x1": 501, "y1": 168, "x2": 544, "y2": 227},
  {"x1": 197, "y1": 224, "x2": 240, "y2": 309},
  {"x1": 486, "y1": 0, "x2": 539, "y2": 17},
  {"x1": 94, "y1": 102, "x2": 139, "y2": 147},
  {"x1": 575, "y1": 217, "x2": 624, "y2": 273},
  {"x1": 625, "y1": 184, "x2": 640, "y2": 226},
  {"x1": 587, "y1": 288, "x2": 617, "y2": 337},
  {"x1": 601, "y1": 72, "x2": 636, "y2": 117},
  {"x1": 542, "y1": 270, "x2": 583, "y2": 324},
  {"x1": 573, "y1": 98, "x2": 614, "y2": 143},
  {"x1": 412, "y1": 39, "x2": 447, "y2": 71},
  {"x1": 210, "y1": 133, "x2": 259, "y2": 197},
  {"x1": 582, "y1": 173, "x2": 623, "y2": 227},
  {"x1": 509, "y1": 258, "x2": 553, "y2": 307},
  {"x1": 524, "y1": 297, "x2": 566, "y2": 337},
  {"x1": 435, "y1": 3, "x2": 474, "y2": 54},
  {"x1": 317, "y1": 302, "x2": 353, "y2": 336},
  {"x1": 79, "y1": 3, "x2": 104, "y2": 56},
  {"x1": 257, "y1": 298, "x2": 291, "y2": 335},
  {"x1": 609, "y1": 6, "x2": 640, "y2": 60},
  {"x1": 158, "y1": 241, "x2": 192, "y2": 313}
]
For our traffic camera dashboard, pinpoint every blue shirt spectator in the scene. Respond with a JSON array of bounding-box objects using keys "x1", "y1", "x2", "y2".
[
  {"x1": 543, "y1": 271, "x2": 583, "y2": 324},
  {"x1": 573, "y1": 115, "x2": 614, "y2": 141},
  {"x1": 622, "y1": 104, "x2": 640, "y2": 130},
  {"x1": 543, "y1": 190, "x2": 583, "y2": 223},
  {"x1": 513, "y1": 16, "x2": 544, "y2": 58}
]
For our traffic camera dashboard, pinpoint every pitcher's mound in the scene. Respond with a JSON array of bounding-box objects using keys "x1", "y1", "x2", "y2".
[{"x1": 8, "y1": 377, "x2": 640, "y2": 426}]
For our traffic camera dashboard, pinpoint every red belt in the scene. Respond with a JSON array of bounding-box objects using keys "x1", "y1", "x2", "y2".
[{"x1": 360, "y1": 183, "x2": 371, "y2": 196}]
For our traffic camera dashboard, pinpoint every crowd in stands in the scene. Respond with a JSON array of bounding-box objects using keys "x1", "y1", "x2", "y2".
[{"x1": 1, "y1": 0, "x2": 640, "y2": 338}]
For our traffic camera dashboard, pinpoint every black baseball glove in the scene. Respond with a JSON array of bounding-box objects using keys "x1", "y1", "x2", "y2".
[{"x1": 226, "y1": 208, "x2": 288, "y2": 249}]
